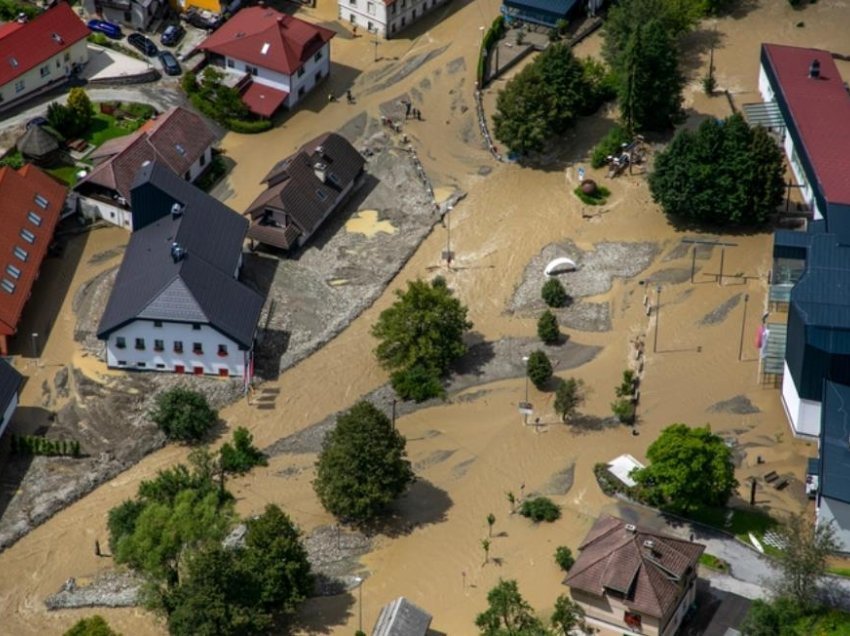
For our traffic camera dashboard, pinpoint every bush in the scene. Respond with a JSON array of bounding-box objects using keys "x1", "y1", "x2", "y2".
[
  {"x1": 64, "y1": 615, "x2": 121, "y2": 636},
  {"x1": 590, "y1": 125, "x2": 631, "y2": 169},
  {"x1": 574, "y1": 185, "x2": 611, "y2": 205},
  {"x1": 226, "y1": 118, "x2": 273, "y2": 134},
  {"x1": 219, "y1": 427, "x2": 267, "y2": 474},
  {"x1": 11, "y1": 434, "x2": 82, "y2": 457},
  {"x1": 0, "y1": 150, "x2": 23, "y2": 169},
  {"x1": 520, "y1": 496, "x2": 561, "y2": 522},
  {"x1": 149, "y1": 388, "x2": 218, "y2": 443},
  {"x1": 526, "y1": 350, "x2": 553, "y2": 390},
  {"x1": 390, "y1": 364, "x2": 445, "y2": 402},
  {"x1": 611, "y1": 397, "x2": 635, "y2": 424},
  {"x1": 537, "y1": 310, "x2": 560, "y2": 344},
  {"x1": 554, "y1": 546, "x2": 574, "y2": 571},
  {"x1": 541, "y1": 278, "x2": 568, "y2": 308}
]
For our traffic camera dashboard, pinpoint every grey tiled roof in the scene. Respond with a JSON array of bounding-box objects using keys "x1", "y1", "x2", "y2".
[
  {"x1": 97, "y1": 163, "x2": 264, "y2": 348},
  {"x1": 0, "y1": 358, "x2": 22, "y2": 417},
  {"x1": 372, "y1": 597, "x2": 432, "y2": 636}
]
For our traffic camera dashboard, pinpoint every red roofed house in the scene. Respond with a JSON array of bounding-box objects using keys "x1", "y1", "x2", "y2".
[
  {"x1": 339, "y1": 0, "x2": 451, "y2": 39},
  {"x1": 564, "y1": 516, "x2": 704, "y2": 636},
  {"x1": 0, "y1": 3, "x2": 90, "y2": 113},
  {"x1": 0, "y1": 165, "x2": 67, "y2": 356},
  {"x1": 197, "y1": 7, "x2": 335, "y2": 118},
  {"x1": 74, "y1": 106, "x2": 218, "y2": 230}
]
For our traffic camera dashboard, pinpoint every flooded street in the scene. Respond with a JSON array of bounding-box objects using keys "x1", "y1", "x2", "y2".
[{"x1": 1, "y1": 0, "x2": 849, "y2": 633}]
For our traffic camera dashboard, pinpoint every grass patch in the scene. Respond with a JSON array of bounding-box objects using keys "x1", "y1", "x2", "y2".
[
  {"x1": 86, "y1": 113, "x2": 144, "y2": 147},
  {"x1": 698, "y1": 552, "x2": 729, "y2": 572},
  {"x1": 827, "y1": 566, "x2": 850, "y2": 578},
  {"x1": 793, "y1": 608, "x2": 850, "y2": 633},
  {"x1": 196, "y1": 154, "x2": 228, "y2": 192},
  {"x1": 684, "y1": 505, "x2": 779, "y2": 544},
  {"x1": 574, "y1": 185, "x2": 610, "y2": 206},
  {"x1": 0, "y1": 148, "x2": 23, "y2": 169},
  {"x1": 47, "y1": 164, "x2": 81, "y2": 186}
]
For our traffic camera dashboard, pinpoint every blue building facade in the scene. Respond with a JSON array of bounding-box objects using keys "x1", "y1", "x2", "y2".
[{"x1": 501, "y1": 0, "x2": 577, "y2": 28}]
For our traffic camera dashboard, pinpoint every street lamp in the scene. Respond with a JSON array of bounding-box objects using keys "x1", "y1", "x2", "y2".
[
  {"x1": 31, "y1": 332, "x2": 38, "y2": 359},
  {"x1": 653, "y1": 286, "x2": 661, "y2": 353},
  {"x1": 738, "y1": 293, "x2": 750, "y2": 361},
  {"x1": 354, "y1": 576, "x2": 364, "y2": 632},
  {"x1": 519, "y1": 355, "x2": 531, "y2": 424},
  {"x1": 442, "y1": 204, "x2": 454, "y2": 269}
]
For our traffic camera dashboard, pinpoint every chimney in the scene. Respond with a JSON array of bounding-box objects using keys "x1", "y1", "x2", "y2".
[
  {"x1": 809, "y1": 59, "x2": 821, "y2": 79},
  {"x1": 171, "y1": 242, "x2": 186, "y2": 262},
  {"x1": 643, "y1": 539, "x2": 655, "y2": 549},
  {"x1": 171, "y1": 202, "x2": 184, "y2": 218},
  {"x1": 313, "y1": 161, "x2": 327, "y2": 183},
  {"x1": 624, "y1": 524, "x2": 637, "y2": 533}
]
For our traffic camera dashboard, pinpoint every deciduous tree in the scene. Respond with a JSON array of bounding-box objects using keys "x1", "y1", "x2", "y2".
[
  {"x1": 149, "y1": 388, "x2": 218, "y2": 443},
  {"x1": 526, "y1": 350, "x2": 553, "y2": 390},
  {"x1": 554, "y1": 378, "x2": 584, "y2": 422},
  {"x1": 219, "y1": 427, "x2": 267, "y2": 474},
  {"x1": 64, "y1": 615, "x2": 121, "y2": 636},
  {"x1": 550, "y1": 595, "x2": 586, "y2": 635},
  {"x1": 476, "y1": 579, "x2": 549, "y2": 636},
  {"x1": 537, "y1": 310, "x2": 561, "y2": 345},
  {"x1": 772, "y1": 512, "x2": 838, "y2": 609}
]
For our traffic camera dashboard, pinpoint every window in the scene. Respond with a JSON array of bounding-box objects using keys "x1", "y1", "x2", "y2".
[
  {"x1": 316, "y1": 189, "x2": 328, "y2": 201},
  {"x1": 349, "y1": 0, "x2": 355, "y2": 4},
  {"x1": 135, "y1": 338, "x2": 145, "y2": 350},
  {"x1": 40, "y1": 65, "x2": 50, "y2": 78},
  {"x1": 350, "y1": 12, "x2": 355, "y2": 22},
  {"x1": 137, "y1": 361, "x2": 147, "y2": 368},
  {"x1": 226, "y1": 58, "x2": 235, "y2": 68},
  {"x1": 117, "y1": 360, "x2": 127, "y2": 366},
  {"x1": 367, "y1": 1, "x2": 375, "y2": 15},
  {"x1": 328, "y1": 172, "x2": 341, "y2": 187},
  {"x1": 298, "y1": 86, "x2": 305, "y2": 97},
  {"x1": 20, "y1": 228, "x2": 35, "y2": 244},
  {"x1": 297, "y1": 66, "x2": 305, "y2": 78},
  {"x1": 199, "y1": 153, "x2": 206, "y2": 167},
  {"x1": 401, "y1": 16, "x2": 406, "y2": 26},
  {"x1": 13, "y1": 246, "x2": 27, "y2": 261},
  {"x1": 116, "y1": 337, "x2": 126, "y2": 349},
  {"x1": 193, "y1": 342, "x2": 203, "y2": 354},
  {"x1": 123, "y1": 10, "x2": 131, "y2": 21},
  {"x1": 15, "y1": 80, "x2": 24, "y2": 94},
  {"x1": 56, "y1": 59, "x2": 61, "y2": 68},
  {"x1": 390, "y1": 3, "x2": 396, "y2": 14},
  {"x1": 192, "y1": 323, "x2": 201, "y2": 330},
  {"x1": 246, "y1": 65, "x2": 258, "y2": 76},
  {"x1": 27, "y1": 211, "x2": 42, "y2": 226},
  {"x1": 1, "y1": 278, "x2": 14, "y2": 294},
  {"x1": 217, "y1": 344, "x2": 228, "y2": 357},
  {"x1": 154, "y1": 339, "x2": 164, "y2": 351},
  {"x1": 154, "y1": 320, "x2": 162, "y2": 327},
  {"x1": 34, "y1": 194, "x2": 48, "y2": 209},
  {"x1": 156, "y1": 363, "x2": 166, "y2": 369},
  {"x1": 315, "y1": 70, "x2": 323, "y2": 83},
  {"x1": 6, "y1": 264, "x2": 21, "y2": 279},
  {"x1": 64, "y1": 52, "x2": 70, "y2": 62},
  {"x1": 174, "y1": 340, "x2": 184, "y2": 353},
  {"x1": 314, "y1": 49, "x2": 323, "y2": 62}
]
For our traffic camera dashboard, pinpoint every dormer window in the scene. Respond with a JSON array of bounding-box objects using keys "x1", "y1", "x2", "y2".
[
  {"x1": 27, "y1": 211, "x2": 42, "y2": 226},
  {"x1": 20, "y1": 228, "x2": 35, "y2": 244},
  {"x1": 34, "y1": 194, "x2": 48, "y2": 209},
  {"x1": 316, "y1": 189, "x2": 328, "y2": 201},
  {"x1": 13, "y1": 246, "x2": 27, "y2": 261},
  {"x1": 6, "y1": 264, "x2": 21, "y2": 279},
  {"x1": 1, "y1": 278, "x2": 14, "y2": 294}
]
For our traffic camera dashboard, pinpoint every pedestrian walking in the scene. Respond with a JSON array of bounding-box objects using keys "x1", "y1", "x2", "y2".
[{"x1": 95, "y1": 540, "x2": 101, "y2": 557}]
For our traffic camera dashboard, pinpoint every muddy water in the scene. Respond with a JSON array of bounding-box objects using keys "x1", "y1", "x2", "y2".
[{"x1": 1, "y1": 0, "x2": 848, "y2": 633}]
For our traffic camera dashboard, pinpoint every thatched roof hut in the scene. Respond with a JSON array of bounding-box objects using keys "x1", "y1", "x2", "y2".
[{"x1": 18, "y1": 125, "x2": 60, "y2": 165}]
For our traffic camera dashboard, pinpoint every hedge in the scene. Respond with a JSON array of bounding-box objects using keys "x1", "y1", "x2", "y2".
[
  {"x1": 227, "y1": 118, "x2": 273, "y2": 134},
  {"x1": 477, "y1": 15, "x2": 506, "y2": 86}
]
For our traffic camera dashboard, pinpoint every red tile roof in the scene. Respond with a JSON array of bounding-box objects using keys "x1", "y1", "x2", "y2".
[
  {"x1": 0, "y1": 3, "x2": 90, "y2": 88},
  {"x1": 763, "y1": 43, "x2": 850, "y2": 205},
  {"x1": 0, "y1": 165, "x2": 66, "y2": 338},
  {"x1": 198, "y1": 7, "x2": 334, "y2": 76},
  {"x1": 565, "y1": 516, "x2": 704, "y2": 619},
  {"x1": 240, "y1": 80, "x2": 288, "y2": 117}
]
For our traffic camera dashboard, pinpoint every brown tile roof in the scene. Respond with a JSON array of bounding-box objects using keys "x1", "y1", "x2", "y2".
[
  {"x1": 244, "y1": 132, "x2": 364, "y2": 249},
  {"x1": 77, "y1": 106, "x2": 217, "y2": 203},
  {"x1": 240, "y1": 80, "x2": 288, "y2": 118},
  {"x1": 0, "y1": 165, "x2": 66, "y2": 338},
  {"x1": 564, "y1": 516, "x2": 704, "y2": 619}
]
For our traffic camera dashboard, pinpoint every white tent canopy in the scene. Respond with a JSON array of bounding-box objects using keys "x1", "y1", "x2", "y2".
[{"x1": 544, "y1": 257, "x2": 577, "y2": 276}]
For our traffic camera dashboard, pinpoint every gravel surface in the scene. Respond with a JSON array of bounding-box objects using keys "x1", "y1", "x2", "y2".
[
  {"x1": 45, "y1": 571, "x2": 143, "y2": 610},
  {"x1": 699, "y1": 293, "x2": 742, "y2": 326},
  {"x1": 708, "y1": 395, "x2": 761, "y2": 415}
]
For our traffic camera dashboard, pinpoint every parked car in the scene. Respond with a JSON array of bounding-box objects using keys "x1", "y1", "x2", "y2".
[
  {"x1": 128, "y1": 33, "x2": 158, "y2": 57},
  {"x1": 87, "y1": 19, "x2": 122, "y2": 39},
  {"x1": 158, "y1": 50, "x2": 181, "y2": 76},
  {"x1": 26, "y1": 116, "x2": 49, "y2": 130},
  {"x1": 160, "y1": 24, "x2": 185, "y2": 46},
  {"x1": 182, "y1": 7, "x2": 223, "y2": 31}
]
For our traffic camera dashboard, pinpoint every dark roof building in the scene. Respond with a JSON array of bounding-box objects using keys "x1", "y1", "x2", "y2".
[
  {"x1": 0, "y1": 357, "x2": 23, "y2": 439},
  {"x1": 0, "y1": 164, "x2": 67, "y2": 355},
  {"x1": 372, "y1": 597, "x2": 432, "y2": 636},
  {"x1": 17, "y1": 125, "x2": 61, "y2": 165},
  {"x1": 97, "y1": 162, "x2": 264, "y2": 350},
  {"x1": 245, "y1": 132, "x2": 365, "y2": 250},
  {"x1": 501, "y1": 0, "x2": 577, "y2": 28},
  {"x1": 818, "y1": 382, "x2": 850, "y2": 551},
  {"x1": 565, "y1": 516, "x2": 704, "y2": 636}
]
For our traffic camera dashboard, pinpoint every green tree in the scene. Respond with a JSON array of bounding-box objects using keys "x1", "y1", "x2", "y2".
[
  {"x1": 149, "y1": 388, "x2": 218, "y2": 443},
  {"x1": 631, "y1": 423, "x2": 738, "y2": 512},
  {"x1": 519, "y1": 496, "x2": 561, "y2": 522},
  {"x1": 372, "y1": 278, "x2": 472, "y2": 401},
  {"x1": 219, "y1": 427, "x2": 267, "y2": 474},
  {"x1": 550, "y1": 595, "x2": 586, "y2": 635},
  {"x1": 554, "y1": 378, "x2": 584, "y2": 422},
  {"x1": 541, "y1": 278, "x2": 568, "y2": 308},
  {"x1": 772, "y1": 512, "x2": 838, "y2": 610},
  {"x1": 475, "y1": 579, "x2": 548, "y2": 636},
  {"x1": 740, "y1": 597, "x2": 804, "y2": 636},
  {"x1": 611, "y1": 398, "x2": 636, "y2": 425},
  {"x1": 649, "y1": 114, "x2": 785, "y2": 226},
  {"x1": 487, "y1": 512, "x2": 496, "y2": 537},
  {"x1": 482, "y1": 538, "x2": 491, "y2": 564},
  {"x1": 526, "y1": 350, "x2": 553, "y2": 390},
  {"x1": 63, "y1": 615, "x2": 121, "y2": 636},
  {"x1": 554, "y1": 546, "x2": 574, "y2": 572},
  {"x1": 390, "y1": 363, "x2": 446, "y2": 403},
  {"x1": 537, "y1": 310, "x2": 561, "y2": 345},
  {"x1": 313, "y1": 401, "x2": 414, "y2": 523},
  {"x1": 602, "y1": 0, "x2": 699, "y2": 67},
  {"x1": 106, "y1": 499, "x2": 145, "y2": 553},
  {"x1": 67, "y1": 88, "x2": 94, "y2": 134}
]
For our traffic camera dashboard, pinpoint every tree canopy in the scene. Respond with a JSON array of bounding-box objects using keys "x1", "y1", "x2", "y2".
[
  {"x1": 372, "y1": 277, "x2": 472, "y2": 401},
  {"x1": 475, "y1": 579, "x2": 584, "y2": 636},
  {"x1": 649, "y1": 114, "x2": 785, "y2": 226},
  {"x1": 64, "y1": 616, "x2": 121, "y2": 636},
  {"x1": 526, "y1": 350, "x2": 553, "y2": 390},
  {"x1": 554, "y1": 378, "x2": 584, "y2": 422},
  {"x1": 313, "y1": 401, "x2": 414, "y2": 523},
  {"x1": 149, "y1": 387, "x2": 218, "y2": 443},
  {"x1": 772, "y1": 512, "x2": 838, "y2": 609},
  {"x1": 632, "y1": 423, "x2": 738, "y2": 512},
  {"x1": 219, "y1": 427, "x2": 267, "y2": 474}
]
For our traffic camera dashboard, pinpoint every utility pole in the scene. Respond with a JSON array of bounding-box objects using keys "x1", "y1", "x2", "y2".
[
  {"x1": 653, "y1": 286, "x2": 661, "y2": 353},
  {"x1": 373, "y1": 37, "x2": 379, "y2": 63},
  {"x1": 738, "y1": 293, "x2": 750, "y2": 361}
]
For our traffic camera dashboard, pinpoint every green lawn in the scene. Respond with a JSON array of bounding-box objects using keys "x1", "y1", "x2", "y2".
[
  {"x1": 46, "y1": 164, "x2": 81, "y2": 187},
  {"x1": 828, "y1": 566, "x2": 850, "y2": 578},
  {"x1": 698, "y1": 552, "x2": 729, "y2": 573},
  {"x1": 85, "y1": 113, "x2": 144, "y2": 147},
  {"x1": 684, "y1": 505, "x2": 779, "y2": 544}
]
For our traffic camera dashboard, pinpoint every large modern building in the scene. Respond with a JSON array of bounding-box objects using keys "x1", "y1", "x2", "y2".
[
  {"x1": 339, "y1": 0, "x2": 451, "y2": 39},
  {"x1": 0, "y1": 359, "x2": 23, "y2": 444},
  {"x1": 0, "y1": 3, "x2": 89, "y2": 112},
  {"x1": 96, "y1": 162, "x2": 265, "y2": 379},
  {"x1": 245, "y1": 132, "x2": 365, "y2": 250},
  {"x1": 500, "y1": 0, "x2": 575, "y2": 28},
  {"x1": 197, "y1": 7, "x2": 335, "y2": 117},
  {"x1": 565, "y1": 516, "x2": 704, "y2": 636},
  {"x1": 759, "y1": 43, "x2": 850, "y2": 551},
  {"x1": 0, "y1": 165, "x2": 67, "y2": 356}
]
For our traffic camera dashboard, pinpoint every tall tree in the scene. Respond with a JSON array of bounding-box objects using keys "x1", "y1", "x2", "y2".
[
  {"x1": 149, "y1": 388, "x2": 218, "y2": 443},
  {"x1": 602, "y1": 0, "x2": 700, "y2": 67},
  {"x1": 372, "y1": 277, "x2": 472, "y2": 401},
  {"x1": 631, "y1": 423, "x2": 738, "y2": 512},
  {"x1": 550, "y1": 595, "x2": 586, "y2": 635},
  {"x1": 772, "y1": 513, "x2": 838, "y2": 609},
  {"x1": 554, "y1": 378, "x2": 584, "y2": 423},
  {"x1": 475, "y1": 579, "x2": 549, "y2": 636},
  {"x1": 313, "y1": 401, "x2": 414, "y2": 523}
]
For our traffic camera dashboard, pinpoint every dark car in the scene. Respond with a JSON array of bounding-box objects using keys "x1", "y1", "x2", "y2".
[
  {"x1": 26, "y1": 116, "x2": 49, "y2": 130},
  {"x1": 87, "y1": 19, "x2": 122, "y2": 39},
  {"x1": 128, "y1": 33, "x2": 158, "y2": 56},
  {"x1": 182, "y1": 7, "x2": 223, "y2": 31},
  {"x1": 158, "y1": 50, "x2": 181, "y2": 76},
  {"x1": 160, "y1": 24, "x2": 185, "y2": 46}
]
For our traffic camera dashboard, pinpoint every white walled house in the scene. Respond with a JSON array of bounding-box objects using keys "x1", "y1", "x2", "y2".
[
  {"x1": 0, "y1": 359, "x2": 23, "y2": 444},
  {"x1": 75, "y1": 106, "x2": 218, "y2": 230},
  {"x1": 339, "y1": 0, "x2": 451, "y2": 38},
  {"x1": 97, "y1": 162, "x2": 265, "y2": 379},
  {"x1": 0, "y1": 4, "x2": 90, "y2": 113},
  {"x1": 197, "y1": 7, "x2": 335, "y2": 117}
]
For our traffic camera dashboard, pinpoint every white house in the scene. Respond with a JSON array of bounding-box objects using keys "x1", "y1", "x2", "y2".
[
  {"x1": 97, "y1": 162, "x2": 265, "y2": 379},
  {"x1": 339, "y1": 0, "x2": 451, "y2": 38},
  {"x1": 75, "y1": 106, "x2": 218, "y2": 230},
  {"x1": 0, "y1": 359, "x2": 23, "y2": 444},
  {"x1": 0, "y1": 3, "x2": 90, "y2": 113},
  {"x1": 197, "y1": 7, "x2": 335, "y2": 117}
]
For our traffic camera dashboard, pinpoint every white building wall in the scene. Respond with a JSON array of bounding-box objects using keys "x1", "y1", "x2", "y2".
[
  {"x1": 184, "y1": 146, "x2": 213, "y2": 182},
  {"x1": 818, "y1": 497, "x2": 850, "y2": 553},
  {"x1": 225, "y1": 56, "x2": 291, "y2": 92},
  {"x1": 0, "y1": 39, "x2": 88, "y2": 106},
  {"x1": 104, "y1": 320, "x2": 248, "y2": 377},
  {"x1": 79, "y1": 196, "x2": 133, "y2": 229},
  {"x1": 339, "y1": 0, "x2": 449, "y2": 38},
  {"x1": 781, "y1": 360, "x2": 822, "y2": 437},
  {"x1": 0, "y1": 392, "x2": 18, "y2": 441}
]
